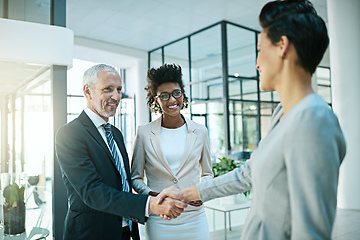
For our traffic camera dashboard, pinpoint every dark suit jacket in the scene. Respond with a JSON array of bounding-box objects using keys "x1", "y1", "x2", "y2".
[{"x1": 55, "y1": 111, "x2": 148, "y2": 240}]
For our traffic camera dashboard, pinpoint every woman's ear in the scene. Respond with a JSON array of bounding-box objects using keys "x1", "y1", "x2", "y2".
[{"x1": 278, "y1": 35, "x2": 290, "y2": 59}]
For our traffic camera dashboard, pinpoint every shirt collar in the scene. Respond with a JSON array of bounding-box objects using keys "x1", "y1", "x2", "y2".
[{"x1": 84, "y1": 107, "x2": 108, "y2": 128}]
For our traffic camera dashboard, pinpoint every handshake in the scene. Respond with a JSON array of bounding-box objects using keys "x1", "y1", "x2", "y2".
[{"x1": 148, "y1": 186, "x2": 201, "y2": 220}]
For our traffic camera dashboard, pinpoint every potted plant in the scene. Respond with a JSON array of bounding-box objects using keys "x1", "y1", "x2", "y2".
[
  {"x1": 212, "y1": 157, "x2": 251, "y2": 203},
  {"x1": 3, "y1": 182, "x2": 26, "y2": 235}
]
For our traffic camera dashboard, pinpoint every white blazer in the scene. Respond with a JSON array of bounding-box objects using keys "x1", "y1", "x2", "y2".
[{"x1": 131, "y1": 116, "x2": 213, "y2": 210}]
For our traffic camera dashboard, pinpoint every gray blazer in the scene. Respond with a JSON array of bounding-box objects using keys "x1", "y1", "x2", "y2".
[{"x1": 197, "y1": 94, "x2": 346, "y2": 239}]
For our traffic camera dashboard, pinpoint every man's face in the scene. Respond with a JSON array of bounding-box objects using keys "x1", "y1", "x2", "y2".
[{"x1": 86, "y1": 70, "x2": 122, "y2": 121}]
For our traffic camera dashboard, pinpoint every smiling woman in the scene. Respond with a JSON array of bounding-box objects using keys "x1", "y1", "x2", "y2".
[{"x1": 131, "y1": 63, "x2": 214, "y2": 240}]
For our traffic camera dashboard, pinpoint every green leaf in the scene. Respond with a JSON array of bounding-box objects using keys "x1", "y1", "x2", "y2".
[{"x1": 3, "y1": 183, "x2": 23, "y2": 206}]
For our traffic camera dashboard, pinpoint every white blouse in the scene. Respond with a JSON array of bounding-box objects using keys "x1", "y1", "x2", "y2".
[{"x1": 161, "y1": 124, "x2": 187, "y2": 174}]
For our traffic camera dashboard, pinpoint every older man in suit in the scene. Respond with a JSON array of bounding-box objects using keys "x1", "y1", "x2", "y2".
[{"x1": 55, "y1": 64, "x2": 186, "y2": 240}]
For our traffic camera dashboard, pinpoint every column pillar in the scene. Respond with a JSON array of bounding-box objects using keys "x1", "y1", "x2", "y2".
[
  {"x1": 134, "y1": 59, "x2": 149, "y2": 128},
  {"x1": 327, "y1": 0, "x2": 360, "y2": 210},
  {"x1": 1, "y1": 98, "x2": 9, "y2": 173},
  {"x1": 51, "y1": 0, "x2": 68, "y2": 238},
  {"x1": 51, "y1": 65, "x2": 68, "y2": 239}
]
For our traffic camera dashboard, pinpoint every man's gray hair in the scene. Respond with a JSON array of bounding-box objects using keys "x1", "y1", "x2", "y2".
[{"x1": 83, "y1": 64, "x2": 118, "y2": 90}]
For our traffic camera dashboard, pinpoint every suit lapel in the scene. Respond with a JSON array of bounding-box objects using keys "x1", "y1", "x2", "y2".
[
  {"x1": 176, "y1": 117, "x2": 197, "y2": 175},
  {"x1": 150, "y1": 117, "x2": 176, "y2": 177},
  {"x1": 268, "y1": 103, "x2": 284, "y2": 133},
  {"x1": 78, "y1": 112, "x2": 115, "y2": 165},
  {"x1": 79, "y1": 111, "x2": 131, "y2": 189}
]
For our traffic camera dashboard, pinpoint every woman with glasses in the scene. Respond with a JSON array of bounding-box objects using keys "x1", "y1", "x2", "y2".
[{"x1": 131, "y1": 63, "x2": 213, "y2": 240}]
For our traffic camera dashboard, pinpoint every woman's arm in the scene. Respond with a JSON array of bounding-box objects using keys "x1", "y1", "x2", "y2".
[
  {"x1": 284, "y1": 105, "x2": 346, "y2": 239},
  {"x1": 130, "y1": 128, "x2": 153, "y2": 195},
  {"x1": 199, "y1": 128, "x2": 214, "y2": 182}
]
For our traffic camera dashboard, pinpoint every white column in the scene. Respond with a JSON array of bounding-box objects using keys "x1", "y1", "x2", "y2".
[
  {"x1": 327, "y1": 0, "x2": 360, "y2": 210},
  {"x1": 133, "y1": 59, "x2": 150, "y2": 128}
]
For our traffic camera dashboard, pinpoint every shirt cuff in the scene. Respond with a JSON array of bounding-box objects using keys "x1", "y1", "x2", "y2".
[{"x1": 145, "y1": 196, "x2": 151, "y2": 217}]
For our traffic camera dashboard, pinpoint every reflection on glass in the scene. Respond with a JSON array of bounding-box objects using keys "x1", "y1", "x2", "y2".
[
  {"x1": 191, "y1": 25, "x2": 222, "y2": 83},
  {"x1": 150, "y1": 49, "x2": 163, "y2": 69},
  {"x1": 242, "y1": 79, "x2": 258, "y2": 101},
  {"x1": 192, "y1": 116, "x2": 206, "y2": 126},
  {"x1": 191, "y1": 103, "x2": 206, "y2": 115},
  {"x1": 68, "y1": 59, "x2": 95, "y2": 96},
  {"x1": 164, "y1": 39, "x2": 190, "y2": 86},
  {"x1": 229, "y1": 101, "x2": 243, "y2": 154},
  {"x1": 260, "y1": 91, "x2": 272, "y2": 101},
  {"x1": 229, "y1": 78, "x2": 241, "y2": 100},
  {"x1": 67, "y1": 96, "x2": 85, "y2": 116},
  {"x1": 318, "y1": 86, "x2": 331, "y2": 103},
  {"x1": 5, "y1": 0, "x2": 50, "y2": 24},
  {"x1": 316, "y1": 67, "x2": 331, "y2": 104},
  {"x1": 191, "y1": 78, "x2": 223, "y2": 100},
  {"x1": 227, "y1": 24, "x2": 257, "y2": 78},
  {"x1": 208, "y1": 114, "x2": 224, "y2": 159},
  {"x1": 9, "y1": 68, "x2": 54, "y2": 235},
  {"x1": 260, "y1": 102, "x2": 277, "y2": 139},
  {"x1": 207, "y1": 101, "x2": 223, "y2": 114}
]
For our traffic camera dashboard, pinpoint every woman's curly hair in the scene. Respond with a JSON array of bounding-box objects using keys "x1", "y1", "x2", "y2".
[{"x1": 145, "y1": 63, "x2": 189, "y2": 113}]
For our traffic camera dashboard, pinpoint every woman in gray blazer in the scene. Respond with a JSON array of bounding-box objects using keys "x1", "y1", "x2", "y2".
[
  {"x1": 160, "y1": 1, "x2": 347, "y2": 239},
  {"x1": 131, "y1": 63, "x2": 213, "y2": 240}
]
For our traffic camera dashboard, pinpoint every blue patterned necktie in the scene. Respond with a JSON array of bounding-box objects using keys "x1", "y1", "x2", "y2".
[
  {"x1": 103, "y1": 123, "x2": 130, "y2": 192},
  {"x1": 103, "y1": 123, "x2": 132, "y2": 229}
]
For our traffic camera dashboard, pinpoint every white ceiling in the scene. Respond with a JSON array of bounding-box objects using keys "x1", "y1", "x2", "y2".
[
  {"x1": 66, "y1": 0, "x2": 328, "y2": 52},
  {"x1": 0, "y1": 0, "x2": 328, "y2": 103}
]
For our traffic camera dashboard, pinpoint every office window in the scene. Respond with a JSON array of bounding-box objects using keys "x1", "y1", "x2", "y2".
[{"x1": 148, "y1": 21, "x2": 330, "y2": 160}]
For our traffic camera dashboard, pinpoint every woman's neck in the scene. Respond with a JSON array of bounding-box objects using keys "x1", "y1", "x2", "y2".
[
  {"x1": 276, "y1": 67, "x2": 314, "y2": 117},
  {"x1": 161, "y1": 114, "x2": 185, "y2": 129}
]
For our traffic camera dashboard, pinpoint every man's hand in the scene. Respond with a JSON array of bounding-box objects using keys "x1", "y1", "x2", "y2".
[{"x1": 149, "y1": 187, "x2": 187, "y2": 220}]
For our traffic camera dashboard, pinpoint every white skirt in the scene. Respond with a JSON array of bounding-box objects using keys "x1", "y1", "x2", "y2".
[{"x1": 145, "y1": 208, "x2": 209, "y2": 240}]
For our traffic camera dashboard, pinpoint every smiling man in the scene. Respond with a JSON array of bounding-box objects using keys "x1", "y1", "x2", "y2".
[{"x1": 55, "y1": 64, "x2": 186, "y2": 240}]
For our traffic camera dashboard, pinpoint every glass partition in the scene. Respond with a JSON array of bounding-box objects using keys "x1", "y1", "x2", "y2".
[
  {"x1": 149, "y1": 49, "x2": 163, "y2": 69},
  {"x1": 227, "y1": 24, "x2": 257, "y2": 78},
  {"x1": 148, "y1": 21, "x2": 331, "y2": 160},
  {"x1": 1, "y1": 0, "x2": 51, "y2": 24},
  {"x1": 164, "y1": 38, "x2": 190, "y2": 94}
]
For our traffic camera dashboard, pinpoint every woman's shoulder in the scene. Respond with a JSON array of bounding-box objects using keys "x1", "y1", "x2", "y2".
[
  {"x1": 292, "y1": 94, "x2": 335, "y2": 121},
  {"x1": 137, "y1": 117, "x2": 161, "y2": 133},
  {"x1": 185, "y1": 117, "x2": 208, "y2": 133},
  {"x1": 285, "y1": 94, "x2": 342, "y2": 135}
]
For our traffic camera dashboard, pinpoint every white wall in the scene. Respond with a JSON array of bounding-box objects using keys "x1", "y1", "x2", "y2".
[{"x1": 327, "y1": 0, "x2": 360, "y2": 210}]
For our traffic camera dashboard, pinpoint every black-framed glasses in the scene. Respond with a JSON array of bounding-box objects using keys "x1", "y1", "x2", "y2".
[{"x1": 155, "y1": 89, "x2": 182, "y2": 101}]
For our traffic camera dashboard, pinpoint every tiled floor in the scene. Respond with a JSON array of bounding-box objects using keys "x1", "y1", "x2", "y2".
[{"x1": 210, "y1": 208, "x2": 360, "y2": 240}]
